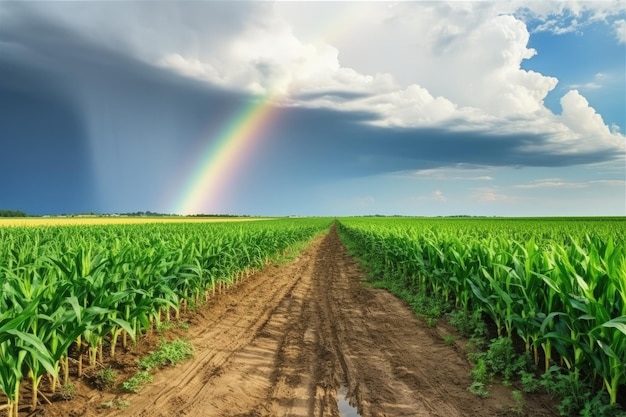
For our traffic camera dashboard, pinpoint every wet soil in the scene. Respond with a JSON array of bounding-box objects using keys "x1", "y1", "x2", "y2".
[{"x1": 36, "y1": 226, "x2": 557, "y2": 417}]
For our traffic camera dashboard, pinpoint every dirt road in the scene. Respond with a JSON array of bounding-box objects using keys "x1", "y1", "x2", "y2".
[{"x1": 48, "y1": 226, "x2": 555, "y2": 417}]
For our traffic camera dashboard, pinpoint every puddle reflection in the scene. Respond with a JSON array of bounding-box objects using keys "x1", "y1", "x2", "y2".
[{"x1": 337, "y1": 385, "x2": 361, "y2": 417}]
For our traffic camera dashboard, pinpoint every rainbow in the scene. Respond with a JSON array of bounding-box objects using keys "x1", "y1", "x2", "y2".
[
  {"x1": 169, "y1": 3, "x2": 365, "y2": 215},
  {"x1": 174, "y1": 94, "x2": 277, "y2": 215}
]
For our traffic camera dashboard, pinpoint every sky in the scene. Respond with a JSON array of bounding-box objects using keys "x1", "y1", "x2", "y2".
[{"x1": 0, "y1": 1, "x2": 624, "y2": 217}]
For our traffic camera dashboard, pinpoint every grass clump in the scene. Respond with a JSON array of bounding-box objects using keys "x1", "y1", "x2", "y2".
[
  {"x1": 468, "y1": 337, "x2": 535, "y2": 398},
  {"x1": 468, "y1": 381, "x2": 490, "y2": 398},
  {"x1": 122, "y1": 338, "x2": 194, "y2": 394},
  {"x1": 443, "y1": 335, "x2": 456, "y2": 346},
  {"x1": 93, "y1": 367, "x2": 117, "y2": 390},
  {"x1": 511, "y1": 390, "x2": 525, "y2": 415},
  {"x1": 156, "y1": 320, "x2": 190, "y2": 333},
  {"x1": 447, "y1": 309, "x2": 485, "y2": 338},
  {"x1": 58, "y1": 382, "x2": 75, "y2": 401},
  {"x1": 138, "y1": 338, "x2": 195, "y2": 370},
  {"x1": 470, "y1": 358, "x2": 491, "y2": 384},
  {"x1": 101, "y1": 399, "x2": 130, "y2": 410},
  {"x1": 122, "y1": 371, "x2": 153, "y2": 393},
  {"x1": 519, "y1": 370, "x2": 541, "y2": 393},
  {"x1": 539, "y1": 367, "x2": 625, "y2": 417}
]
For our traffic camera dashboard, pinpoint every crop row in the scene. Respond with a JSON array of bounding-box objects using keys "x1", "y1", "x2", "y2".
[
  {"x1": 0, "y1": 218, "x2": 332, "y2": 416},
  {"x1": 337, "y1": 217, "x2": 625, "y2": 407}
]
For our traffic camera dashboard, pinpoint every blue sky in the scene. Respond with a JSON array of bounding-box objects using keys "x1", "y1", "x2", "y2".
[{"x1": 0, "y1": 1, "x2": 624, "y2": 216}]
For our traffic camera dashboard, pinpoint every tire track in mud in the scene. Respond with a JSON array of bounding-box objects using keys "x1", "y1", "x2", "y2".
[{"x1": 73, "y1": 225, "x2": 556, "y2": 417}]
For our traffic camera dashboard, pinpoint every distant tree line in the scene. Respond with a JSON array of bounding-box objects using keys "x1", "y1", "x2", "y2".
[
  {"x1": 0, "y1": 209, "x2": 27, "y2": 217},
  {"x1": 114, "y1": 212, "x2": 251, "y2": 217},
  {"x1": 0, "y1": 210, "x2": 255, "y2": 218},
  {"x1": 188, "y1": 213, "x2": 250, "y2": 218},
  {"x1": 120, "y1": 211, "x2": 166, "y2": 217}
]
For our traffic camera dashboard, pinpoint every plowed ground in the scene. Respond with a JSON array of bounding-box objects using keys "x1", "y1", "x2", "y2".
[{"x1": 42, "y1": 227, "x2": 557, "y2": 417}]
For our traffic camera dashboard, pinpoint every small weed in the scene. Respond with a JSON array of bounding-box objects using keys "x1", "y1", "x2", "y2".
[
  {"x1": 482, "y1": 337, "x2": 531, "y2": 383},
  {"x1": 93, "y1": 367, "x2": 117, "y2": 390},
  {"x1": 425, "y1": 317, "x2": 438, "y2": 328},
  {"x1": 466, "y1": 333, "x2": 487, "y2": 355},
  {"x1": 468, "y1": 381, "x2": 490, "y2": 398},
  {"x1": 156, "y1": 321, "x2": 172, "y2": 333},
  {"x1": 101, "y1": 399, "x2": 131, "y2": 410},
  {"x1": 539, "y1": 367, "x2": 608, "y2": 416},
  {"x1": 448, "y1": 309, "x2": 483, "y2": 338},
  {"x1": 427, "y1": 304, "x2": 444, "y2": 318},
  {"x1": 470, "y1": 358, "x2": 491, "y2": 384},
  {"x1": 485, "y1": 337, "x2": 515, "y2": 379},
  {"x1": 156, "y1": 320, "x2": 190, "y2": 333},
  {"x1": 443, "y1": 334, "x2": 456, "y2": 346},
  {"x1": 519, "y1": 370, "x2": 540, "y2": 393},
  {"x1": 511, "y1": 390, "x2": 525, "y2": 415},
  {"x1": 579, "y1": 392, "x2": 625, "y2": 417},
  {"x1": 471, "y1": 317, "x2": 488, "y2": 339},
  {"x1": 513, "y1": 352, "x2": 534, "y2": 372},
  {"x1": 59, "y1": 382, "x2": 75, "y2": 401},
  {"x1": 122, "y1": 371, "x2": 153, "y2": 393},
  {"x1": 138, "y1": 338, "x2": 194, "y2": 370}
]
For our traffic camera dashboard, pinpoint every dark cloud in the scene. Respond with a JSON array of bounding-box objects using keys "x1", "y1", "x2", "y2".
[
  {"x1": 1, "y1": 1, "x2": 268, "y2": 62},
  {"x1": 247, "y1": 106, "x2": 619, "y2": 183},
  {"x1": 0, "y1": 10, "x2": 252, "y2": 213},
  {"x1": 0, "y1": 60, "x2": 96, "y2": 214},
  {"x1": 293, "y1": 91, "x2": 372, "y2": 101}
]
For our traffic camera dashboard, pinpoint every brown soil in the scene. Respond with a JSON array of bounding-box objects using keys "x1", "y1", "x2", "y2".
[{"x1": 35, "y1": 226, "x2": 557, "y2": 417}]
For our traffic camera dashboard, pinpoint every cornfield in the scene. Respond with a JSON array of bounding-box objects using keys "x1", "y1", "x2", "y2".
[
  {"x1": 337, "y1": 217, "x2": 626, "y2": 406},
  {"x1": 0, "y1": 218, "x2": 331, "y2": 416}
]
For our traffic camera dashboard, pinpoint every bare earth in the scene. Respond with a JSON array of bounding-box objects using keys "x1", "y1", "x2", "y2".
[{"x1": 42, "y1": 227, "x2": 557, "y2": 417}]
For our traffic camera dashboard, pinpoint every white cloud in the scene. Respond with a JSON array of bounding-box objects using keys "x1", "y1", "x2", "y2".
[
  {"x1": 153, "y1": 3, "x2": 559, "y2": 122},
  {"x1": 409, "y1": 167, "x2": 494, "y2": 181},
  {"x1": 568, "y1": 72, "x2": 612, "y2": 91},
  {"x1": 153, "y1": 3, "x2": 626, "y2": 161},
  {"x1": 472, "y1": 187, "x2": 520, "y2": 202},
  {"x1": 513, "y1": 178, "x2": 587, "y2": 189},
  {"x1": 433, "y1": 190, "x2": 446, "y2": 202},
  {"x1": 517, "y1": 1, "x2": 626, "y2": 35},
  {"x1": 561, "y1": 90, "x2": 606, "y2": 136},
  {"x1": 610, "y1": 124, "x2": 622, "y2": 134},
  {"x1": 557, "y1": 90, "x2": 624, "y2": 151},
  {"x1": 160, "y1": 54, "x2": 223, "y2": 85},
  {"x1": 415, "y1": 190, "x2": 447, "y2": 203},
  {"x1": 615, "y1": 19, "x2": 626, "y2": 44},
  {"x1": 532, "y1": 18, "x2": 581, "y2": 35},
  {"x1": 568, "y1": 82, "x2": 602, "y2": 90},
  {"x1": 590, "y1": 179, "x2": 626, "y2": 186},
  {"x1": 514, "y1": 178, "x2": 625, "y2": 188},
  {"x1": 351, "y1": 5, "x2": 558, "y2": 117}
]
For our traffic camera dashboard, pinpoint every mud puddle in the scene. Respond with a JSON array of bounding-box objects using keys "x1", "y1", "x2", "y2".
[{"x1": 337, "y1": 385, "x2": 360, "y2": 417}]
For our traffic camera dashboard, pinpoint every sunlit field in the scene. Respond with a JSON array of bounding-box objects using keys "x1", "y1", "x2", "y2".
[{"x1": 0, "y1": 216, "x2": 273, "y2": 227}]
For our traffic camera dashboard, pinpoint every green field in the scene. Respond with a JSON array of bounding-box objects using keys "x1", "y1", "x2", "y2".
[
  {"x1": 0, "y1": 218, "x2": 332, "y2": 416},
  {"x1": 337, "y1": 217, "x2": 626, "y2": 412},
  {"x1": 1, "y1": 216, "x2": 624, "y2": 415}
]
